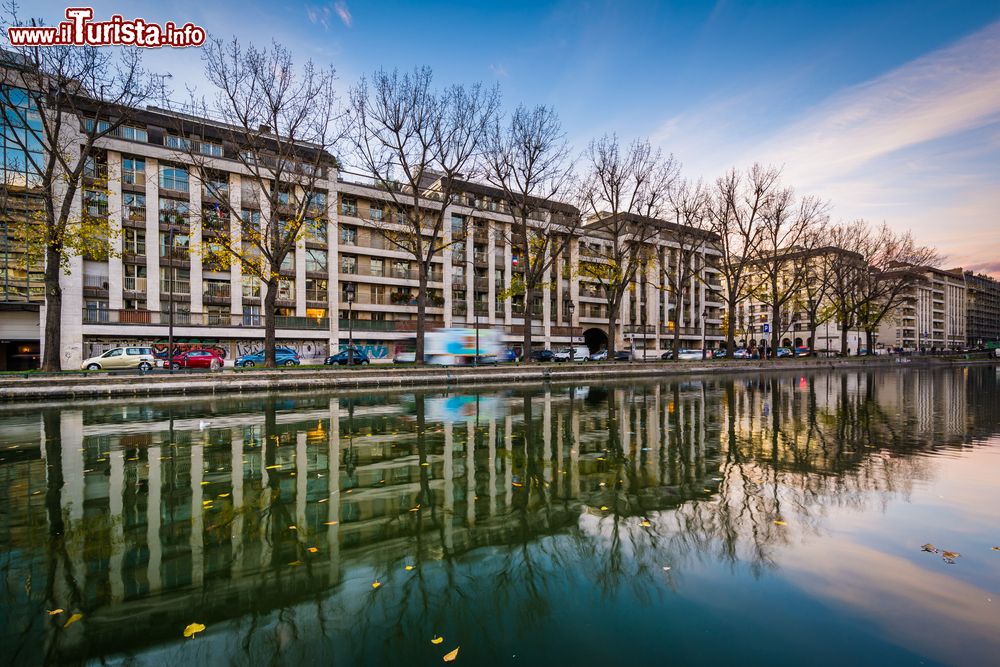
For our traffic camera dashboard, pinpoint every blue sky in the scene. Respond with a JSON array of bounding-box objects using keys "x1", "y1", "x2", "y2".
[{"x1": 27, "y1": 0, "x2": 1000, "y2": 274}]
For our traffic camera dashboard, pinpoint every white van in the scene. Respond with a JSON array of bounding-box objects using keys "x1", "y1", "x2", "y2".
[{"x1": 555, "y1": 346, "x2": 591, "y2": 361}]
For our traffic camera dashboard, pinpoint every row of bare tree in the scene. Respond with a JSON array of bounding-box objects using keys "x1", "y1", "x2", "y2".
[{"x1": 1, "y1": 10, "x2": 937, "y2": 370}]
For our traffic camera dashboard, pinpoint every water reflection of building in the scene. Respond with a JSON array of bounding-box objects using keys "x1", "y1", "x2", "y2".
[{"x1": 0, "y1": 383, "x2": 723, "y2": 663}]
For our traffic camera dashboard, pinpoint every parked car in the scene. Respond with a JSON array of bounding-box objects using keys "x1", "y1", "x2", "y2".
[
  {"x1": 497, "y1": 348, "x2": 519, "y2": 363},
  {"x1": 589, "y1": 350, "x2": 608, "y2": 361},
  {"x1": 795, "y1": 346, "x2": 811, "y2": 357},
  {"x1": 531, "y1": 349, "x2": 556, "y2": 362},
  {"x1": 81, "y1": 346, "x2": 155, "y2": 371},
  {"x1": 661, "y1": 349, "x2": 674, "y2": 360},
  {"x1": 235, "y1": 347, "x2": 300, "y2": 367},
  {"x1": 776, "y1": 347, "x2": 794, "y2": 358},
  {"x1": 712, "y1": 348, "x2": 727, "y2": 358},
  {"x1": 733, "y1": 348, "x2": 752, "y2": 359},
  {"x1": 614, "y1": 350, "x2": 632, "y2": 361},
  {"x1": 325, "y1": 346, "x2": 370, "y2": 366},
  {"x1": 677, "y1": 349, "x2": 703, "y2": 361},
  {"x1": 554, "y1": 345, "x2": 590, "y2": 361},
  {"x1": 169, "y1": 349, "x2": 224, "y2": 370}
]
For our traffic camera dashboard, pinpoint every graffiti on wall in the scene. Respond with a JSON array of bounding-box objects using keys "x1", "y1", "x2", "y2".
[
  {"x1": 85, "y1": 337, "x2": 330, "y2": 360},
  {"x1": 339, "y1": 341, "x2": 389, "y2": 359}
]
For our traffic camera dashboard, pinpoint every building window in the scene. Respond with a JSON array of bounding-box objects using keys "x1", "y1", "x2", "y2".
[
  {"x1": 83, "y1": 189, "x2": 108, "y2": 217},
  {"x1": 159, "y1": 232, "x2": 189, "y2": 258},
  {"x1": 123, "y1": 192, "x2": 146, "y2": 222},
  {"x1": 341, "y1": 197, "x2": 357, "y2": 216},
  {"x1": 159, "y1": 165, "x2": 189, "y2": 193},
  {"x1": 306, "y1": 278, "x2": 328, "y2": 302},
  {"x1": 200, "y1": 141, "x2": 223, "y2": 157},
  {"x1": 278, "y1": 279, "x2": 295, "y2": 300},
  {"x1": 370, "y1": 202, "x2": 383, "y2": 221},
  {"x1": 159, "y1": 267, "x2": 190, "y2": 294},
  {"x1": 280, "y1": 252, "x2": 295, "y2": 273},
  {"x1": 124, "y1": 228, "x2": 145, "y2": 256},
  {"x1": 165, "y1": 135, "x2": 192, "y2": 151},
  {"x1": 242, "y1": 280, "x2": 261, "y2": 299},
  {"x1": 341, "y1": 255, "x2": 357, "y2": 275},
  {"x1": 341, "y1": 225, "x2": 357, "y2": 246},
  {"x1": 372, "y1": 284, "x2": 385, "y2": 305},
  {"x1": 370, "y1": 258, "x2": 383, "y2": 277},
  {"x1": 306, "y1": 248, "x2": 328, "y2": 273},
  {"x1": 122, "y1": 157, "x2": 145, "y2": 186},
  {"x1": 159, "y1": 198, "x2": 190, "y2": 225},
  {"x1": 123, "y1": 264, "x2": 147, "y2": 292}
]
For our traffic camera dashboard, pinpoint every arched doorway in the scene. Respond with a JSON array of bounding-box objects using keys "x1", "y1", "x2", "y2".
[
  {"x1": 583, "y1": 328, "x2": 608, "y2": 353},
  {"x1": 794, "y1": 337, "x2": 803, "y2": 348}
]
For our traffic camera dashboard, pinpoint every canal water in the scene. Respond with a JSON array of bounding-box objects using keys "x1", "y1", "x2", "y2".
[{"x1": 1, "y1": 367, "x2": 998, "y2": 666}]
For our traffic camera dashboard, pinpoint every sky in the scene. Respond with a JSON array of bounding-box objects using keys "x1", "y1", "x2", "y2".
[{"x1": 23, "y1": 0, "x2": 1000, "y2": 275}]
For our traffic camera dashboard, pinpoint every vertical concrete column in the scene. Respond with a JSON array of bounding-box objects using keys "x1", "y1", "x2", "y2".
[
  {"x1": 295, "y1": 185, "x2": 307, "y2": 318},
  {"x1": 647, "y1": 257, "x2": 658, "y2": 354},
  {"x1": 570, "y1": 407, "x2": 580, "y2": 498},
  {"x1": 327, "y1": 399, "x2": 341, "y2": 582},
  {"x1": 465, "y1": 217, "x2": 474, "y2": 322},
  {"x1": 191, "y1": 441, "x2": 204, "y2": 588},
  {"x1": 328, "y1": 190, "x2": 340, "y2": 349},
  {"x1": 60, "y1": 411, "x2": 85, "y2": 587},
  {"x1": 146, "y1": 443, "x2": 162, "y2": 593},
  {"x1": 107, "y1": 151, "x2": 124, "y2": 310},
  {"x1": 109, "y1": 449, "x2": 125, "y2": 603},
  {"x1": 555, "y1": 411, "x2": 564, "y2": 497},
  {"x1": 542, "y1": 240, "x2": 552, "y2": 348},
  {"x1": 543, "y1": 390, "x2": 553, "y2": 483},
  {"x1": 258, "y1": 184, "x2": 273, "y2": 316},
  {"x1": 442, "y1": 207, "x2": 453, "y2": 328},
  {"x1": 51, "y1": 174, "x2": 83, "y2": 368},
  {"x1": 443, "y1": 421, "x2": 454, "y2": 552},
  {"x1": 503, "y1": 415, "x2": 513, "y2": 508},
  {"x1": 229, "y1": 173, "x2": 243, "y2": 319},
  {"x1": 487, "y1": 220, "x2": 497, "y2": 325},
  {"x1": 145, "y1": 158, "x2": 161, "y2": 313},
  {"x1": 503, "y1": 230, "x2": 513, "y2": 323},
  {"x1": 569, "y1": 238, "x2": 580, "y2": 336},
  {"x1": 189, "y1": 167, "x2": 204, "y2": 316},
  {"x1": 231, "y1": 432, "x2": 244, "y2": 573}
]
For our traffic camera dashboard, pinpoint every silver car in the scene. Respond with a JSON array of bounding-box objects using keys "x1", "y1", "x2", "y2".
[{"x1": 81, "y1": 346, "x2": 155, "y2": 371}]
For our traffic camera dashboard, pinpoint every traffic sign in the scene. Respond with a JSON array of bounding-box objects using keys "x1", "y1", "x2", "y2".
[{"x1": 762, "y1": 323, "x2": 770, "y2": 334}]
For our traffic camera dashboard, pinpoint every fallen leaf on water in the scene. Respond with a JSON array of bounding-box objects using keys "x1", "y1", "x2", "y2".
[
  {"x1": 443, "y1": 647, "x2": 460, "y2": 662},
  {"x1": 942, "y1": 551, "x2": 961, "y2": 563},
  {"x1": 183, "y1": 622, "x2": 206, "y2": 638},
  {"x1": 64, "y1": 613, "x2": 83, "y2": 628},
  {"x1": 431, "y1": 636, "x2": 444, "y2": 645},
  {"x1": 773, "y1": 520, "x2": 787, "y2": 526},
  {"x1": 288, "y1": 525, "x2": 297, "y2": 530},
  {"x1": 405, "y1": 565, "x2": 415, "y2": 571},
  {"x1": 200, "y1": 481, "x2": 209, "y2": 486},
  {"x1": 289, "y1": 560, "x2": 304, "y2": 566},
  {"x1": 992, "y1": 546, "x2": 1000, "y2": 551},
  {"x1": 218, "y1": 493, "x2": 230, "y2": 498},
  {"x1": 372, "y1": 580, "x2": 381, "y2": 589},
  {"x1": 921, "y1": 543, "x2": 938, "y2": 553},
  {"x1": 307, "y1": 547, "x2": 318, "y2": 553},
  {"x1": 511, "y1": 482, "x2": 523, "y2": 488},
  {"x1": 421, "y1": 462, "x2": 430, "y2": 467},
  {"x1": 266, "y1": 464, "x2": 281, "y2": 470},
  {"x1": 662, "y1": 566, "x2": 671, "y2": 571},
  {"x1": 323, "y1": 521, "x2": 338, "y2": 526},
  {"x1": 47, "y1": 609, "x2": 64, "y2": 616},
  {"x1": 600, "y1": 506, "x2": 609, "y2": 511},
  {"x1": 640, "y1": 521, "x2": 651, "y2": 527}
]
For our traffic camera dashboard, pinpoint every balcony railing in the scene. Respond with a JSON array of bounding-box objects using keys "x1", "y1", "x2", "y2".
[
  {"x1": 125, "y1": 206, "x2": 146, "y2": 223},
  {"x1": 83, "y1": 274, "x2": 109, "y2": 290},
  {"x1": 82, "y1": 309, "x2": 332, "y2": 330},
  {"x1": 123, "y1": 276, "x2": 147, "y2": 292},
  {"x1": 205, "y1": 283, "x2": 231, "y2": 299},
  {"x1": 338, "y1": 318, "x2": 443, "y2": 332}
]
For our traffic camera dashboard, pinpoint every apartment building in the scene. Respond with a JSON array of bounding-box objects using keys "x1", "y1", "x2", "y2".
[
  {"x1": 960, "y1": 269, "x2": 1000, "y2": 346},
  {"x1": 877, "y1": 266, "x2": 967, "y2": 350},
  {"x1": 0, "y1": 88, "x2": 725, "y2": 369},
  {"x1": 739, "y1": 246, "x2": 867, "y2": 354}
]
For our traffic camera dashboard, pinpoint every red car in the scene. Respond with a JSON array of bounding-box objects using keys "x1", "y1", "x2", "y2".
[{"x1": 169, "y1": 349, "x2": 225, "y2": 369}]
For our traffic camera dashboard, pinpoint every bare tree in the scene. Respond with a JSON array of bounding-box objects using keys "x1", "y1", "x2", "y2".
[
  {"x1": 345, "y1": 67, "x2": 499, "y2": 363},
  {"x1": 1, "y1": 5, "x2": 158, "y2": 370},
  {"x1": 825, "y1": 221, "x2": 873, "y2": 355},
  {"x1": 792, "y1": 228, "x2": 845, "y2": 355},
  {"x1": 748, "y1": 186, "x2": 828, "y2": 356},
  {"x1": 482, "y1": 104, "x2": 577, "y2": 360},
  {"x1": 854, "y1": 223, "x2": 938, "y2": 354},
  {"x1": 578, "y1": 135, "x2": 678, "y2": 357},
  {"x1": 708, "y1": 164, "x2": 781, "y2": 355},
  {"x1": 662, "y1": 179, "x2": 714, "y2": 359},
  {"x1": 179, "y1": 38, "x2": 339, "y2": 367}
]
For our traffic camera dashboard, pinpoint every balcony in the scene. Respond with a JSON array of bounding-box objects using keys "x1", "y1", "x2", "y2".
[
  {"x1": 338, "y1": 318, "x2": 443, "y2": 333},
  {"x1": 205, "y1": 282, "x2": 231, "y2": 300},
  {"x1": 473, "y1": 251, "x2": 489, "y2": 266},
  {"x1": 83, "y1": 274, "x2": 109, "y2": 291},
  {"x1": 81, "y1": 309, "x2": 331, "y2": 330},
  {"x1": 125, "y1": 206, "x2": 146, "y2": 223},
  {"x1": 123, "y1": 276, "x2": 147, "y2": 292}
]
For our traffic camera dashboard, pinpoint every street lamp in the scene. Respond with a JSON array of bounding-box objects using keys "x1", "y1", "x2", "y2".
[
  {"x1": 701, "y1": 308, "x2": 708, "y2": 360},
  {"x1": 345, "y1": 282, "x2": 356, "y2": 366},
  {"x1": 564, "y1": 297, "x2": 576, "y2": 359}
]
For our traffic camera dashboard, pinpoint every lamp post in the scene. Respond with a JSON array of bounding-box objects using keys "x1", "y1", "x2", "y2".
[
  {"x1": 345, "y1": 282, "x2": 356, "y2": 366},
  {"x1": 701, "y1": 308, "x2": 708, "y2": 360},
  {"x1": 564, "y1": 297, "x2": 576, "y2": 359}
]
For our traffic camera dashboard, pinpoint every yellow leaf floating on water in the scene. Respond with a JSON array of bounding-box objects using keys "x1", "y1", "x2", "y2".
[
  {"x1": 323, "y1": 521, "x2": 339, "y2": 526},
  {"x1": 307, "y1": 547, "x2": 318, "y2": 553},
  {"x1": 600, "y1": 506, "x2": 609, "y2": 511},
  {"x1": 431, "y1": 636, "x2": 444, "y2": 645},
  {"x1": 773, "y1": 521, "x2": 787, "y2": 526},
  {"x1": 47, "y1": 608, "x2": 64, "y2": 616},
  {"x1": 992, "y1": 546, "x2": 1000, "y2": 551},
  {"x1": 183, "y1": 622, "x2": 206, "y2": 638},
  {"x1": 640, "y1": 521, "x2": 651, "y2": 527},
  {"x1": 942, "y1": 551, "x2": 961, "y2": 563},
  {"x1": 64, "y1": 613, "x2": 83, "y2": 628},
  {"x1": 405, "y1": 565, "x2": 415, "y2": 571},
  {"x1": 372, "y1": 580, "x2": 381, "y2": 589},
  {"x1": 443, "y1": 647, "x2": 460, "y2": 662}
]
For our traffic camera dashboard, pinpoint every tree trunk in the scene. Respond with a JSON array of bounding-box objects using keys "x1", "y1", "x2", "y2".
[
  {"x1": 42, "y1": 246, "x2": 63, "y2": 372},
  {"x1": 264, "y1": 276, "x2": 278, "y2": 367},
  {"x1": 865, "y1": 329, "x2": 875, "y2": 356},
  {"x1": 840, "y1": 316, "x2": 849, "y2": 356},
  {"x1": 415, "y1": 263, "x2": 427, "y2": 365},
  {"x1": 726, "y1": 301, "x2": 737, "y2": 355},
  {"x1": 672, "y1": 294, "x2": 684, "y2": 361},
  {"x1": 809, "y1": 320, "x2": 818, "y2": 356},
  {"x1": 607, "y1": 300, "x2": 617, "y2": 358},
  {"x1": 770, "y1": 302, "x2": 781, "y2": 360},
  {"x1": 523, "y1": 281, "x2": 534, "y2": 362}
]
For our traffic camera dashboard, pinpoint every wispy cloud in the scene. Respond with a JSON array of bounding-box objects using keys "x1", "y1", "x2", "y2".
[
  {"x1": 489, "y1": 63, "x2": 509, "y2": 79},
  {"x1": 748, "y1": 20, "x2": 1000, "y2": 188},
  {"x1": 306, "y1": 1, "x2": 353, "y2": 30}
]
